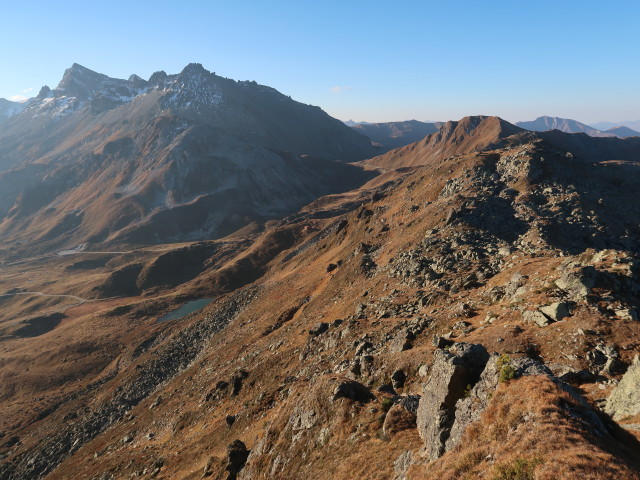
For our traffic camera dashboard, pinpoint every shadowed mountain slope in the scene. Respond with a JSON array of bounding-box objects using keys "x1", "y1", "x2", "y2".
[
  {"x1": 605, "y1": 125, "x2": 640, "y2": 138},
  {"x1": 350, "y1": 120, "x2": 440, "y2": 152},
  {"x1": 0, "y1": 64, "x2": 376, "y2": 256}
]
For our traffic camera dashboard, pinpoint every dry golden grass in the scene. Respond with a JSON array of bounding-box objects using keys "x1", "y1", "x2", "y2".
[{"x1": 413, "y1": 375, "x2": 640, "y2": 480}]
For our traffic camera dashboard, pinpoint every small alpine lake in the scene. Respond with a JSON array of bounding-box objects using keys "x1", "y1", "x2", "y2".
[{"x1": 156, "y1": 298, "x2": 214, "y2": 323}]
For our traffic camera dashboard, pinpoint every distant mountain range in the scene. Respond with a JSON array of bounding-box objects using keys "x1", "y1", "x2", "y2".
[
  {"x1": 0, "y1": 63, "x2": 376, "y2": 255},
  {"x1": 591, "y1": 120, "x2": 640, "y2": 132},
  {"x1": 343, "y1": 119, "x2": 370, "y2": 127},
  {"x1": 600, "y1": 125, "x2": 640, "y2": 138},
  {"x1": 349, "y1": 120, "x2": 440, "y2": 152},
  {"x1": 366, "y1": 115, "x2": 640, "y2": 169},
  {"x1": 0, "y1": 98, "x2": 28, "y2": 123},
  {"x1": 342, "y1": 116, "x2": 639, "y2": 155},
  {"x1": 516, "y1": 116, "x2": 639, "y2": 138}
]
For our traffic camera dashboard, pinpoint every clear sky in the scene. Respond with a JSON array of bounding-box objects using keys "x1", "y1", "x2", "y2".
[{"x1": 2, "y1": 0, "x2": 639, "y2": 124}]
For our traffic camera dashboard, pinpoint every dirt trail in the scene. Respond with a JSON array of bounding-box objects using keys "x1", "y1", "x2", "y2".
[{"x1": 0, "y1": 291, "x2": 88, "y2": 304}]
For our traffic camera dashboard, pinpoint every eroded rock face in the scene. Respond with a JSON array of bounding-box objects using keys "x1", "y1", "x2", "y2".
[
  {"x1": 416, "y1": 343, "x2": 489, "y2": 460},
  {"x1": 606, "y1": 357, "x2": 640, "y2": 421},
  {"x1": 446, "y1": 355, "x2": 552, "y2": 452},
  {"x1": 555, "y1": 266, "x2": 596, "y2": 299},
  {"x1": 393, "y1": 450, "x2": 415, "y2": 480}
]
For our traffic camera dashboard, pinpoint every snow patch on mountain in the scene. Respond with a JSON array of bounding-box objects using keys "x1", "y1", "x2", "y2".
[
  {"x1": 21, "y1": 63, "x2": 227, "y2": 120},
  {"x1": 0, "y1": 98, "x2": 29, "y2": 120}
]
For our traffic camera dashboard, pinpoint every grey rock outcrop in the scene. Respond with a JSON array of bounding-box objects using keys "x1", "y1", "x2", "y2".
[
  {"x1": 587, "y1": 344, "x2": 624, "y2": 375},
  {"x1": 394, "y1": 451, "x2": 416, "y2": 480},
  {"x1": 539, "y1": 302, "x2": 571, "y2": 321},
  {"x1": 555, "y1": 267, "x2": 596, "y2": 299},
  {"x1": 524, "y1": 302, "x2": 571, "y2": 327},
  {"x1": 446, "y1": 355, "x2": 552, "y2": 452},
  {"x1": 416, "y1": 343, "x2": 489, "y2": 460},
  {"x1": 524, "y1": 310, "x2": 552, "y2": 327},
  {"x1": 606, "y1": 356, "x2": 640, "y2": 421}
]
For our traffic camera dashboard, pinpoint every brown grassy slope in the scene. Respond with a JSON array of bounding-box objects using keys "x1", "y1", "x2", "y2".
[
  {"x1": 38, "y1": 142, "x2": 640, "y2": 479},
  {"x1": 416, "y1": 375, "x2": 640, "y2": 480},
  {"x1": 365, "y1": 116, "x2": 523, "y2": 169}
]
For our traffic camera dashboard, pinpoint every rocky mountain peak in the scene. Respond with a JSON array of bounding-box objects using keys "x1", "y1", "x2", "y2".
[
  {"x1": 441, "y1": 115, "x2": 522, "y2": 139},
  {"x1": 36, "y1": 85, "x2": 51, "y2": 99},
  {"x1": 175, "y1": 63, "x2": 215, "y2": 89},
  {"x1": 148, "y1": 70, "x2": 168, "y2": 85},
  {"x1": 179, "y1": 62, "x2": 210, "y2": 77},
  {"x1": 127, "y1": 74, "x2": 148, "y2": 89},
  {"x1": 164, "y1": 63, "x2": 222, "y2": 111},
  {"x1": 56, "y1": 63, "x2": 109, "y2": 100},
  {"x1": 367, "y1": 116, "x2": 525, "y2": 168}
]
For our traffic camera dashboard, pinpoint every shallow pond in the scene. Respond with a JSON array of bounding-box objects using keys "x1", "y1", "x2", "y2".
[{"x1": 156, "y1": 298, "x2": 213, "y2": 323}]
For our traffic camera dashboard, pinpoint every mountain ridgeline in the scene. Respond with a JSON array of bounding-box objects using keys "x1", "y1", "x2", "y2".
[
  {"x1": 0, "y1": 63, "x2": 376, "y2": 256},
  {"x1": 515, "y1": 115, "x2": 640, "y2": 138},
  {"x1": 349, "y1": 120, "x2": 440, "y2": 152}
]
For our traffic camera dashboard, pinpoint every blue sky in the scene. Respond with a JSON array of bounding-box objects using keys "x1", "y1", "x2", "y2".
[{"x1": 2, "y1": 0, "x2": 639, "y2": 124}]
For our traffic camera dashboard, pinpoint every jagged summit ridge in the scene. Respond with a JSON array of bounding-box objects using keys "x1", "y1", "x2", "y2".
[
  {"x1": 27, "y1": 63, "x2": 150, "y2": 118},
  {"x1": 56, "y1": 63, "x2": 110, "y2": 99},
  {"x1": 164, "y1": 63, "x2": 223, "y2": 112},
  {"x1": 16, "y1": 62, "x2": 294, "y2": 121},
  {"x1": 18, "y1": 63, "x2": 231, "y2": 119}
]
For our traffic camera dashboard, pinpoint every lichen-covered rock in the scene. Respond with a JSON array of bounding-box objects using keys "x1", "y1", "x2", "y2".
[
  {"x1": 416, "y1": 343, "x2": 489, "y2": 460},
  {"x1": 606, "y1": 356, "x2": 640, "y2": 421},
  {"x1": 555, "y1": 266, "x2": 596, "y2": 299},
  {"x1": 446, "y1": 355, "x2": 552, "y2": 452},
  {"x1": 394, "y1": 451, "x2": 415, "y2": 480},
  {"x1": 524, "y1": 310, "x2": 551, "y2": 327},
  {"x1": 539, "y1": 302, "x2": 571, "y2": 321}
]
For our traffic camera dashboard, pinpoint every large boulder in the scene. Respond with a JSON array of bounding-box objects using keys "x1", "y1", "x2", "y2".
[
  {"x1": 539, "y1": 302, "x2": 571, "y2": 322},
  {"x1": 555, "y1": 266, "x2": 596, "y2": 300},
  {"x1": 606, "y1": 356, "x2": 640, "y2": 421},
  {"x1": 416, "y1": 343, "x2": 489, "y2": 460},
  {"x1": 446, "y1": 355, "x2": 552, "y2": 452}
]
